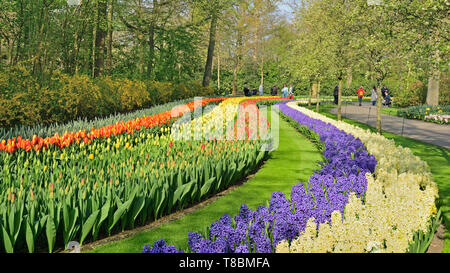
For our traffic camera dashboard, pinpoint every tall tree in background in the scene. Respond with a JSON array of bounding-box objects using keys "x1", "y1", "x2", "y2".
[
  {"x1": 290, "y1": 0, "x2": 331, "y2": 111},
  {"x1": 386, "y1": 0, "x2": 449, "y2": 106},
  {"x1": 94, "y1": 0, "x2": 108, "y2": 78}
]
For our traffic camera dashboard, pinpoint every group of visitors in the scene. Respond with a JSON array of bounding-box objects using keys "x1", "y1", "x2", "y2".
[
  {"x1": 333, "y1": 85, "x2": 392, "y2": 107},
  {"x1": 357, "y1": 85, "x2": 392, "y2": 107},
  {"x1": 244, "y1": 83, "x2": 294, "y2": 99},
  {"x1": 270, "y1": 84, "x2": 294, "y2": 99},
  {"x1": 365, "y1": 85, "x2": 392, "y2": 107}
]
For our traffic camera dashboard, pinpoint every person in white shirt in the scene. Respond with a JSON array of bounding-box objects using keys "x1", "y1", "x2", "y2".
[
  {"x1": 259, "y1": 84, "x2": 264, "y2": 96},
  {"x1": 371, "y1": 86, "x2": 377, "y2": 106}
]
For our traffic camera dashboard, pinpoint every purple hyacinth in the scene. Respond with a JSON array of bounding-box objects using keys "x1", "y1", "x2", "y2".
[
  {"x1": 142, "y1": 239, "x2": 183, "y2": 253},
  {"x1": 143, "y1": 101, "x2": 377, "y2": 253}
]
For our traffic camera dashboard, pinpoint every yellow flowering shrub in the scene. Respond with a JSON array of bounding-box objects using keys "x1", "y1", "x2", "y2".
[
  {"x1": 41, "y1": 72, "x2": 102, "y2": 123},
  {"x1": 276, "y1": 102, "x2": 438, "y2": 253},
  {"x1": 0, "y1": 68, "x2": 41, "y2": 127}
]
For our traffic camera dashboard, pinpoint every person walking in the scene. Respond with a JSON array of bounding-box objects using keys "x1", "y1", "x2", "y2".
[
  {"x1": 271, "y1": 85, "x2": 278, "y2": 96},
  {"x1": 371, "y1": 86, "x2": 377, "y2": 106},
  {"x1": 381, "y1": 85, "x2": 389, "y2": 99},
  {"x1": 281, "y1": 84, "x2": 289, "y2": 98},
  {"x1": 243, "y1": 84, "x2": 250, "y2": 97},
  {"x1": 259, "y1": 84, "x2": 264, "y2": 96},
  {"x1": 333, "y1": 85, "x2": 339, "y2": 105},
  {"x1": 356, "y1": 86, "x2": 365, "y2": 106}
]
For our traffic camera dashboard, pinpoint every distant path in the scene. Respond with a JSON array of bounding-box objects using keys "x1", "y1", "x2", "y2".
[{"x1": 329, "y1": 103, "x2": 450, "y2": 149}]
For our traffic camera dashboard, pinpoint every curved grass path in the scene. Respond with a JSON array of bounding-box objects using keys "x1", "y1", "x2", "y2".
[{"x1": 89, "y1": 109, "x2": 323, "y2": 253}]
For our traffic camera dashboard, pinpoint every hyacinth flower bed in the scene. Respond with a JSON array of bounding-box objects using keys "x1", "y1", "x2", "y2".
[
  {"x1": 142, "y1": 101, "x2": 378, "y2": 253},
  {"x1": 0, "y1": 97, "x2": 279, "y2": 253},
  {"x1": 143, "y1": 100, "x2": 439, "y2": 253}
]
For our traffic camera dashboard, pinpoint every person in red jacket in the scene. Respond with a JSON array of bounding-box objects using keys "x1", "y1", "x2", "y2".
[{"x1": 356, "y1": 86, "x2": 365, "y2": 106}]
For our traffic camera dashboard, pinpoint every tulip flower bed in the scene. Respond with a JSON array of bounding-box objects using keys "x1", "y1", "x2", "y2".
[
  {"x1": 143, "y1": 100, "x2": 438, "y2": 253},
  {"x1": 0, "y1": 98, "x2": 225, "y2": 154},
  {"x1": 0, "y1": 97, "x2": 278, "y2": 253}
]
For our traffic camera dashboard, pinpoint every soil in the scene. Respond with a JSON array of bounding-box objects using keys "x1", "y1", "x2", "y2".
[{"x1": 427, "y1": 224, "x2": 446, "y2": 253}]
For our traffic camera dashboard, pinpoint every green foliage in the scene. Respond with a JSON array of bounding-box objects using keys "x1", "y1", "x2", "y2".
[
  {"x1": 0, "y1": 68, "x2": 213, "y2": 129},
  {"x1": 408, "y1": 209, "x2": 442, "y2": 253},
  {"x1": 0, "y1": 132, "x2": 268, "y2": 253},
  {"x1": 394, "y1": 81, "x2": 427, "y2": 108}
]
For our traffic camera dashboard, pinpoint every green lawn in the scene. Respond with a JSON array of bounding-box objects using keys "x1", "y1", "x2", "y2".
[
  {"x1": 381, "y1": 107, "x2": 400, "y2": 116},
  {"x1": 313, "y1": 103, "x2": 450, "y2": 253},
  {"x1": 88, "y1": 109, "x2": 323, "y2": 253}
]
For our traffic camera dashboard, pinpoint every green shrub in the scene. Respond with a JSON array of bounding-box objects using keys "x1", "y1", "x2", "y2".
[
  {"x1": 394, "y1": 81, "x2": 427, "y2": 108},
  {"x1": 41, "y1": 72, "x2": 102, "y2": 124},
  {"x1": 0, "y1": 67, "x2": 218, "y2": 129},
  {"x1": 0, "y1": 66, "x2": 41, "y2": 127}
]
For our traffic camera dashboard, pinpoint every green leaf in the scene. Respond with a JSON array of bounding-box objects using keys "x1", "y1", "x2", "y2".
[
  {"x1": 93, "y1": 200, "x2": 110, "y2": 241},
  {"x1": 180, "y1": 182, "x2": 194, "y2": 205},
  {"x1": 81, "y1": 210, "x2": 100, "y2": 245},
  {"x1": 201, "y1": 177, "x2": 216, "y2": 197},
  {"x1": 25, "y1": 220, "x2": 35, "y2": 253},
  {"x1": 155, "y1": 189, "x2": 166, "y2": 219},
  {"x1": 108, "y1": 199, "x2": 133, "y2": 234},
  {"x1": 46, "y1": 217, "x2": 57, "y2": 253},
  {"x1": 129, "y1": 196, "x2": 145, "y2": 229},
  {"x1": 1, "y1": 224, "x2": 14, "y2": 253}
]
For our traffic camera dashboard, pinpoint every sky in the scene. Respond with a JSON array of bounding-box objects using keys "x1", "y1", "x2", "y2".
[{"x1": 277, "y1": 0, "x2": 297, "y2": 22}]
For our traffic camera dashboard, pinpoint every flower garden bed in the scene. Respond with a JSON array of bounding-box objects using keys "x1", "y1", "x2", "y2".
[
  {"x1": 397, "y1": 105, "x2": 450, "y2": 125},
  {"x1": 143, "y1": 100, "x2": 438, "y2": 253},
  {"x1": 0, "y1": 97, "x2": 282, "y2": 253},
  {"x1": 0, "y1": 96, "x2": 439, "y2": 253}
]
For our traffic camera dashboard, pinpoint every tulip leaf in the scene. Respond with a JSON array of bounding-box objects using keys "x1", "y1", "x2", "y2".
[
  {"x1": 201, "y1": 177, "x2": 216, "y2": 197},
  {"x1": 25, "y1": 220, "x2": 35, "y2": 253},
  {"x1": 46, "y1": 217, "x2": 56, "y2": 253},
  {"x1": 1, "y1": 224, "x2": 14, "y2": 253},
  {"x1": 81, "y1": 209, "x2": 99, "y2": 245}
]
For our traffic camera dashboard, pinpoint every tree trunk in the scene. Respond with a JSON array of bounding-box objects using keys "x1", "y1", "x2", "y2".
[
  {"x1": 217, "y1": 49, "x2": 220, "y2": 90},
  {"x1": 337, "y1": 79, "x2": 343, "y2": 121},
  {"x1": 7, "y1": 38, "x2": 14, "y2": 66},
  {"x1": 232, "y1": 66, "x2": 238, "y2": 96},
  {"x1": 346, "y1": 67, "x2": 352, "y2": 88},
  {"x1": 426, "y1": 70, "x2": 440, "y2": 106},
  {"x1": 73, "y1": 0, "x2": 84, "y2": 74},
  {"x1": 202, "y1": 13, "x2": 218, "y2": 87},
  {"x1": 94, "y1": 0, "x2": 107, "y2": 78},
  {"x1": 316, "y1": 81, "x2": 321, "y2": 113},
  {"x1": 106, "y1": 0, "x2": 113, "y2": 74},
  {"x1": 376, "y1": 83, "x2": 382, "y2": 134},
  {"x1": 33, "y1": 5, "x2": 49, "y2": 76},
  {"x1": 92, "y1": 3, "x2": 97, "y2": 78},
  {"x1": 147, "y1": 0, "x2": 157, "y2": 80},
  {"x1": 308, "y1": 81, "x2": 312, "y2": 109},
  {"x1": 260, "y1": 53, "x2": 264, "y2": 87}
]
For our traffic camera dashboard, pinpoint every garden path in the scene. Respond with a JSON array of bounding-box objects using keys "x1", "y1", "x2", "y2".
[{"x1": 329, "y1": 103, "x2": 450, "y2": 149}]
